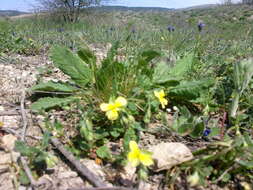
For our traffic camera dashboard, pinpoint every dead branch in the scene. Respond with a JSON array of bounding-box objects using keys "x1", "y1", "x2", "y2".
[
  {"x1": 20, "y1": 89, "x2": 28, "y2": 141},
  {"x1": 20, "y1": 157, "x2": 40, "y2": 187},
  {"x1": 0, "y1": 127, "x2": 42, "y2": 141},
  {"x1": 49, "y1": 136, "x2": 107, "y2": 187},
  {"x1": 0, "y1": 110, "x2": 21, "y2": 116},
  {"x1": 19, "y1": 87, "x2": 40, "y2": 188}
]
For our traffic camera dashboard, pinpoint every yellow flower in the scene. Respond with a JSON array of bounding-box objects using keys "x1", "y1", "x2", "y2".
[
  {"x1": 127, "y1": 141, "x2": 153, "y2": 167},
  {"x1": 154, "y1": 90, "x2": 168, "y2": 109},
  {"x1": 100, "y1": 96, "x2": 127, "y2": 121},
  {"x1": 187, "y1": 171, "x2": 200, "y2": 186}
]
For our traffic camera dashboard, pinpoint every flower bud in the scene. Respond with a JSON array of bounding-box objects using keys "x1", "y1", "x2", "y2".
[
  {"x1": 187, "y1": 171, "x2": 200, "y2": 186},
  {"x1": 45, "y1": 154, "x2": 58, "y2": 168}
]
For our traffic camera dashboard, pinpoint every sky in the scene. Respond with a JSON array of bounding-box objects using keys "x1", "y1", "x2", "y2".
[{"x1": 0, "y1": 0, "x2": 238, "y2": 12}]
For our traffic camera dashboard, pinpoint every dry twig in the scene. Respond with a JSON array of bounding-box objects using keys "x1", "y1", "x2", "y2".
[
  {"x1": 19, "y1": 87, "x2": 40, "y2": 188},
  {"x1": 20, "y1": 89, "x2": 28, "y2": 141},
  {"x1": 49, "y1": 136, "x2": 107, "y2": 187},
  {"x1": 0, "y1": 110, "x2": 21, "y2": 116}
]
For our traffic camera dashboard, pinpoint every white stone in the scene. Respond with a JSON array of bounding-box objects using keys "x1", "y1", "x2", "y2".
[
  {"x1": 149, "y1": 142, "x2": 193, "y2": 171},
  {"x1": 1, "y1": 134, "x2": 17, "y2": 151}
]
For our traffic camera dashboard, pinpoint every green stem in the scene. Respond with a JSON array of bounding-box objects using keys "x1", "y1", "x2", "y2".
[{"x1": 230, "y1": 91, "x2": 240, "y2": 118}]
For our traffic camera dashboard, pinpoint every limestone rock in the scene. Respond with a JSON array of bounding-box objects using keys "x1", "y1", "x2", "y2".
[
  {"x1": 1, "y1": 134, "x2": 17, "y2": 151},
  {"x1": 149, "y1": 142, "x2": 193, "y2": 171}
]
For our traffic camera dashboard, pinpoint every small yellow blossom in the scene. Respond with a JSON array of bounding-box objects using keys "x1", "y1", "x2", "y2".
[
  {"x1": 154, "y1": 90, "x2": 168, "y2": 109},
  {"x1": 100, "y1": 96, "x2": 127, "y2": 121},
  {"x1": 240, "y1": 182, "x2": 252, "y2": 190},
  {"x1": 127, "y1": 141, "x2": 153, "y2": 167},
  {"x1": 187, "y1": 171, "x2": 200, "y2": 186}
]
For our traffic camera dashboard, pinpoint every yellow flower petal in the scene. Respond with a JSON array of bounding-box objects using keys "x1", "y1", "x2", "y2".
[
  {"x1": 106, "y1": 110, "x2": 119, "y2": 120},
  {"x1": 154, "y1": 90, "x2": 168, "y2": 109},
  {"x1": 160, "y1": 98, "x2": 168, "y2": 109},
  {"x1": 100, "y1": 103, "x2": 110, "y2": 112},
  {"x1": 154, "y1": 91, "x2": 160, "y2": 98},
  {"x1": 115, "y1": 96, "x2": 127, "y2": 107},
  {"x1": 128, "y1": 141, "x2": 140, "y2": 167},
  {"x1": 139, "y1": 152, "x2": 154, "y2": 166},
  {"x1": 100, "y1": 96, "x2": 127, "y2": 121},
  {"x1": 129, "y1": 141, "x2": 139, "y2": 152},
  {"x1": 160, "y1": 90, "x2": 165, "y2": 97},
  {"x1": 127, "y1": 151, "x2": 140, "y2": 167}
]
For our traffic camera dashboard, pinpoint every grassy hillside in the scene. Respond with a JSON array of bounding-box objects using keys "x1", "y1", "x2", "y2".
[{"x1": 0, "y1": 10, "x2": 28, "y2": 17}]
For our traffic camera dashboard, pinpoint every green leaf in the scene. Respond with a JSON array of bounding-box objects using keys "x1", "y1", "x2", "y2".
[
  {"x1": 41, "y1": 132, "x2": 51, "y2": 150},
  {"x1": 153, "y1": 62, "x2": 181, "y2": 84},
  {"x1": 190, "y1": 122, "x2": 205, "y2": 138},
  {"x1": 50, "y1": 45, "x2": 92, "y2": 87},
  {"x1": 123, "y1": 127, "x2": 137, "y2": 151},
  {"x1": 169, "y1": 79, "x2": 214, "y2": 100},
  {"x1": 31, "y1": 97, "x2": 78, "y2": 111},
  {"x1": 79, "y1": 119, "x2": 94, "y2": 142},
  {"x1": 77, "y1": 48, "x2": 96, "y2": 65},
  {"x1": 15, "y1": 141, "x2": 40, "y2": 157},
  {"x1": 209, "y1": 127, "x2": 220, "y2": 137},
  {"x1": 96, "y1": 146, "x2": 112, "y2": 160},
  {"x1": 169, "y1": 53, "x2": 194, "y2": 77},
  {"x1": 19, "y1": 169, "x2": 30, "y2": 185},
  {"x1": 141, "y1": 50, "x2": 160, "y2": 62},
  {"x1": 31, "y1": 81, "x2": 77, "y2": 93},
  {"x1": 177, "y1": 123, "x2": 194, "y2": 136},
  {"x1": 237, "y1": 160, "x2": 253, "y2": 169}
]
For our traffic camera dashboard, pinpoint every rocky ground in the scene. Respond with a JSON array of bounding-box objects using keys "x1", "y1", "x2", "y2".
[
  {"x1": 0, "y1": 53, "x2": 109, "y2": 190},
  {"x1": 0, "y1": 47, "x2": 235, "y2": 190}
]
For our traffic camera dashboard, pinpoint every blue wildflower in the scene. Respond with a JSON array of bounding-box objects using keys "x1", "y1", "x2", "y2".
[
  {"x1": 57, "y1": 28, "x2": 64, "y2": 33},
  {"x1": 167, "y1": 25, "x2": 175, "y2": 32},
  {"x1": 203, "y1": 129, "x2": 211, "y2": 137},
  {"x1": 198, "y1": 22, "x2": 205, "y2": 32}
]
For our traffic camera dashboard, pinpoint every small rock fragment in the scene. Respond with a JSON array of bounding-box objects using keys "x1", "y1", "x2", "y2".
[
  {"x1": 1, "y1": 134, "x2": 17, "y2": 151},
  {"x1": 80, "y1": 159, "x2": 106, "y2": 180},
  {"x1": 0, "y1": 152, "x2": 20, "y2": 164},
  {"x1": 58, "y1": 171, "x2": 78, "y2": 179},
  {"x1": 119, "y1": 162, "x2": 136, "y2": 186},
  {"x1": 149, "y1": 142, "x2": 193, "y2": 171},
  {"x1": 138, "y1": 180, "x2": 152, "y2": 190}
]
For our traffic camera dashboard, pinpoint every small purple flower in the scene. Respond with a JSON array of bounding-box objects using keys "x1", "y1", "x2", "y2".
[
  {"x1": 57, "y1": 28, "x2": 64, "y2": 33},
  {"x1": 203, "y1": 129, "x2": 211, "y2": 137},
  {"x1": 198, "y1": 22, "x2": 205, "y2": 32},
  {"x1": 167, "y1": 25, "x2": 175, "y2": 32}
]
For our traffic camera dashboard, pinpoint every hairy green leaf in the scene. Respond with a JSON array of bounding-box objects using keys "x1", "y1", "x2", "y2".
[
  {"x1": 169, "y1": 53, "x2": 194, "y2": 77},
  {"x1": 31, "y1": 97, "x2": 78, "y2": 111},
  {"x1": 77, "y1": 48, "x2": 96, "y2": 65},
  {"x1": 15, "y1": 141, "x2": 40, "y2": 157},
  {"x1": 169, "y1": 79, "x2": 214, "y2": 100},
  {"x1": 153, "y1": 62, "x2": 181, "y2": 84},
  {"x1": 96, "y1": 146, "x2": 112, "y2": 160},
  {"x1": 31, "y1": 81, "x2": 77, "y2": 93},
  {"x1": 190, "y1": 122, "x2": 205, "y2": 138},
  {"x1": 50, "y1": 46, "x2": 92, "y2": 87},
  {"x1": 141, "y1": 50, "x2": 160, "y2": 62}
]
